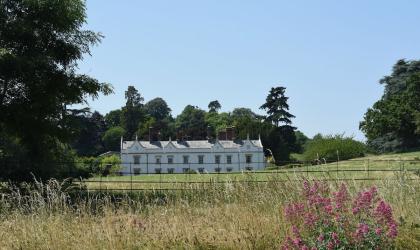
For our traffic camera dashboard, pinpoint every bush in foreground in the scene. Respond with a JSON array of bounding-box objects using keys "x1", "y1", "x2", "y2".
[{"x1": 282, "y1": 181, "x2": 398, "y2": 249}]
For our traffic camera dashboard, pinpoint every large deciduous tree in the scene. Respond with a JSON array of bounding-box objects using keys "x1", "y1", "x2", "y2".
[
  {"x1": 102, "y1": 126, "x2": 125, "y2": 152},
  {"x1": 360, "y1": 59, "x2": 420, "y2": 152},
  {"x1": 144, "y1": 97, "x2": 171, "y2": 121},
  {"x1": 71, "y1": 111, "x2": 106, "y2": 156},
  {"x1": 0, "y1": 0, "x2": 112, "y2": 181},
  {"x1": 176, "y1": 105, "x2": 207, "y2": 140},
  {"x1": 104, "y1": 109, "x2": 122, "y2": 128}
]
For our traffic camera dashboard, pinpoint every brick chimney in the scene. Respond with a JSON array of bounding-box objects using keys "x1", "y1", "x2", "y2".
[
  {"x1": 149, "y1": 127, "x2": 160, "y2": 142},
  {"x1": 226, "y1": 126, "x2": 236, "y2": 141},
  {"x1": 149, "y1": 127, "x2": 153, "y2": 142},
  {"x1": 218, "y1": 130, "x2": 227, "y2": 140}
]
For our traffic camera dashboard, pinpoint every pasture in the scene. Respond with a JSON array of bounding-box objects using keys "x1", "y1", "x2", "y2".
[
  {"x1": 79, "y1": 151, "x2": 420, "y2": 191},
  {"x1": 0, "y1": 151, "x2": 419, "y2": 249}
]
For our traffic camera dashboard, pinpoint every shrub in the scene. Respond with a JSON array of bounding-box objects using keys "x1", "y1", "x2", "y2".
[
  {"x1": 281, "y1": 181, "x2": 398, "y2": 249},
  {"x1": 303, "y1": 134, "x2": 366, "y2": 162},
  {"x1": 99, "y1": 155, "x2": 121, "y2": 176}
]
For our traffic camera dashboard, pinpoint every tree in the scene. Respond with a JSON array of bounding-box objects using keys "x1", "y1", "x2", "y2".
[
  {"x1": 102, "y1": 126, "x2": 125, "y2": 151},
  {"x1": 208, "y1": 100, "x2": 221, "y2": 113},
  {"x1": 144, "y1": 97, "x2": 171, "y2": 121},
  {"x1": 71, "y1": 111, "x2": 106, "y2": 156},
  {"x1": 121, "y1": 86, "x2": 145, "y2": 140},
  {"x1": 230, "y1": 108, "x2": 262, "y2": 139},
  {"x1": 104, "y1": 109, "x2": 122, "y2": 128},
  {"x1": 360, "y1": 60, "x2": 420, "y2": 152},
  {"x1": 294, "y1": 130, "x2": 310, "y2": 153},
  {"x1": 260, "y1": 87, "x2": 295, "y2": 126},
  {"x1": 231, "y1": 108, "x2": 258, "y2": 119},
  {"x1": 205, "y1": 112, "x2": 232, "y2": 137},
  {"x1": 0, "y1": 0, "x2": 112, "y2": 181},
  {"x1": 259, "y1": 87, "x2": 297, "y2": 163},
  {"x1": 175, "y1": 105, "x2": 207, "y2": 140}
]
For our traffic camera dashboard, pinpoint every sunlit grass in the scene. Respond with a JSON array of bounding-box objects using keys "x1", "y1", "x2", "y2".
[
  {"x1": 0, "y1": 175, "x2": 418, "y2": 249},
  {"x1": 81, "y1": 151, "x2": 420, "y2": 190}
]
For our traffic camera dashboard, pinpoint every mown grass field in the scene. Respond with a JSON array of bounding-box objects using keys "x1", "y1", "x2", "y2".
[{"x1": 80, "y1": 151, "x2": 420, "y2": 190}]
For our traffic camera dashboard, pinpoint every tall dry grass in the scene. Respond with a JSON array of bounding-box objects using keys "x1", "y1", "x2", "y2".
[{"x1": 0, "y1": 174, "x2": 418, "y2": 249}]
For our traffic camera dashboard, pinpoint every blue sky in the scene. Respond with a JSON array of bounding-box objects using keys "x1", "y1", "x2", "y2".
[{"x1": 78, "y1": 0, "x2": 420, "y2": 140}]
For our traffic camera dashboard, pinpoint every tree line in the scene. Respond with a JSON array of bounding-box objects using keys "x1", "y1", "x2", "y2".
[{"x1": 71, "y1": 85, "x2": 304, "y2": 164}]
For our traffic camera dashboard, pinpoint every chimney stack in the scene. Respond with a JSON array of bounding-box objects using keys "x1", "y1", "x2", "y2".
[
  {"x1": 207, "y1": 126, "x2": 213, "y2": 141},
  {"x1": 149, "y1": 127, "x2": 160, "y2": 142},
  {"x1": 149, "y1": 127, "x2": 153, "y2": 142},
  {"x1": 226, "y1": 126, "x2": 236, "y2": 141},
  {"x1": 218, "y1": 130, "x2": 227, "y2": 140}
]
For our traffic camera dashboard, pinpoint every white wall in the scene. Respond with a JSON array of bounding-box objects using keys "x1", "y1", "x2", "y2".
[{"x1": 120, "y1": 141, "x2": 265, "y2": 174}]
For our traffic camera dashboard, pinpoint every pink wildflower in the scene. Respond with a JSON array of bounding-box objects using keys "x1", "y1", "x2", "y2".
[
  {"x1": 327, "y1": 241, "x2": 335, "y2": 250},
  {"x1": 387, "y1": 222, "x2": 398, "y2": 238},
  {"x1": 353, "y1": 187, "x2": 377, "y2": 215},
  {"x1": 284, "y1": 202, "x2": 305, "y2": 220},
  {"x1": 374, "y1": 200, "x2": 394, "y2": 224},
  {"x1": 331, "y1": 232, "x2": 340, "y2": 245},
  {"x1": 333, "y1": 183, "x2": 349, "y2": 210},
  {"x1": 356, "y1": 223, "x2": 369, "y2": 238},
  {"x1": 375, "y1": 227, "x2": 382, "y2": 236},
  {"x1": 303, "y1": 212, "x2": 317, "y2": 227},
  {"x1": 317, "y1": 234, "x2": 324, "y2": 242}
]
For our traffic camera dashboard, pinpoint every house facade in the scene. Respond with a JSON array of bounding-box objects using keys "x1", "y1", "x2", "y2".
[{"x1": 120, "y1": 136, "x2": 265, "y2": 174}]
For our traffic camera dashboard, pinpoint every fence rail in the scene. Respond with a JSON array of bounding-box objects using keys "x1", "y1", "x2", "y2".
[{"x1": 70, "y1": 160, "x2": 420, "y2": 192}]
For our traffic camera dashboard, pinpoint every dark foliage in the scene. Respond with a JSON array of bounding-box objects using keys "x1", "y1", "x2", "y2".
[
  {"x1": 0, "y1": 0, "x2": 112, "y2": 181},
  {"x1": 360, "y1": 60, "x2": 420, "y2": 152}
]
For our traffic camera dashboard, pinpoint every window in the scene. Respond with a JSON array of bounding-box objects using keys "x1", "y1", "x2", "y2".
[
  {"x1": 155, "y1": 168, "x2": 162, "y2": 174},
  {"x1": 226, "y1": 167, "x2": 233, "y2": 172},
  {"x1": 183, "y1": 168, "x2": 190, "y2": 173},
  {"x1": 183, "y1": 155, "x2": 189, "y2": 164},
  {"x1": 226, "y1": 155, "x2": 232, "y2": 164},
  {"x1": 167, "y1": 168, "x2": 175, "y2": 174},
  {"x1": 167, "y1": 156, "x2": 174, "y2": 164},
  {"x1": 133, "y1": 168, "x2": 141, "y2": 175},
  {"x1": 246, "y1": 154, "x2": 252, "y2": 164},
  {"x1": 215, "y1": 167, "x2": 221, "y2": 173},
  {"x1": 215, "y1": 155, "x2": 221, "y2": 164},
  {"x1": 133, "y1": 156, "x2": 140, "y2": 164},
  {"x1": 198, "y1": 168, "x2": 204, "y2": 173},
  {"x1": 198, "y1": 155, "x2": 204, "y2": 164},
  {"x1": 155, "y1": 156, "x2": 161, "y2": 164}
]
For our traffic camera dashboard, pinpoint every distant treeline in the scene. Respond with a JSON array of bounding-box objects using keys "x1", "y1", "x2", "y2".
[{"x1": 70, "y1": 85, "x2": 303, "y2": 164}]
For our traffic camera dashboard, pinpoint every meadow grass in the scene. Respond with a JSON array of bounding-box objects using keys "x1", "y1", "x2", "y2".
[{"x1": 0, "y1": 173, "x2": 419, "y2": 249}]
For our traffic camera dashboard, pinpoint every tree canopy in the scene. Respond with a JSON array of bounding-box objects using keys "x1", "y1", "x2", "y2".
[
  {"x1": 121, "y1": 86, "x2": 145, "y2": 140},
  {"x1": 360, "y1": 59, "x2": 420, "y2": 152},
  {"x1": 260, "y1": 87, "x2": 295, "y2": 126},
  {"x1": 0, "y1": 0, "x2": 112, "y2": 181},
  {"x1": 144, "y1": 97, "x2": 171, "y2": 121},
  {"x1": 208, "y1": 100, "x2": 221, "y2": 113}
]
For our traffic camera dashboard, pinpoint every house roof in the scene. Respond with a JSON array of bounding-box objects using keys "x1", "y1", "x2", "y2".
[{"x1": 122, "y1": 139, "x2": 263, "y2": 150}]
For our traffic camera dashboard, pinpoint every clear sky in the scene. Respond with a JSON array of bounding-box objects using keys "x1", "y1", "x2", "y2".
[{"x1": 78, "y1": 0, "x2": 420, "y2": 140}]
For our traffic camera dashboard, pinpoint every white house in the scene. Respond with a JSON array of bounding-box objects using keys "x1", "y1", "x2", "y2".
[{"x1": 120, "y1": 136, "x2": 265, "y2": 174}]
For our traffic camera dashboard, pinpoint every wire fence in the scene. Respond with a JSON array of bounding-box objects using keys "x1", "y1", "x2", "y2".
[{"x1": 69, "y1": 159, "x2": 420, "y2": 192}]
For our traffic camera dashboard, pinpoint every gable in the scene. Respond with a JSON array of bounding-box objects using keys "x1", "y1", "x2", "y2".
[{"x1": 211, "y1": 140, "x2": 224, "y2": 151}]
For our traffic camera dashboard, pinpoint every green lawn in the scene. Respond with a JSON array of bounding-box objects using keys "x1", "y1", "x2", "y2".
[{"x1": 78, "y1": 151, "x2": 420, "y2": 190}]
